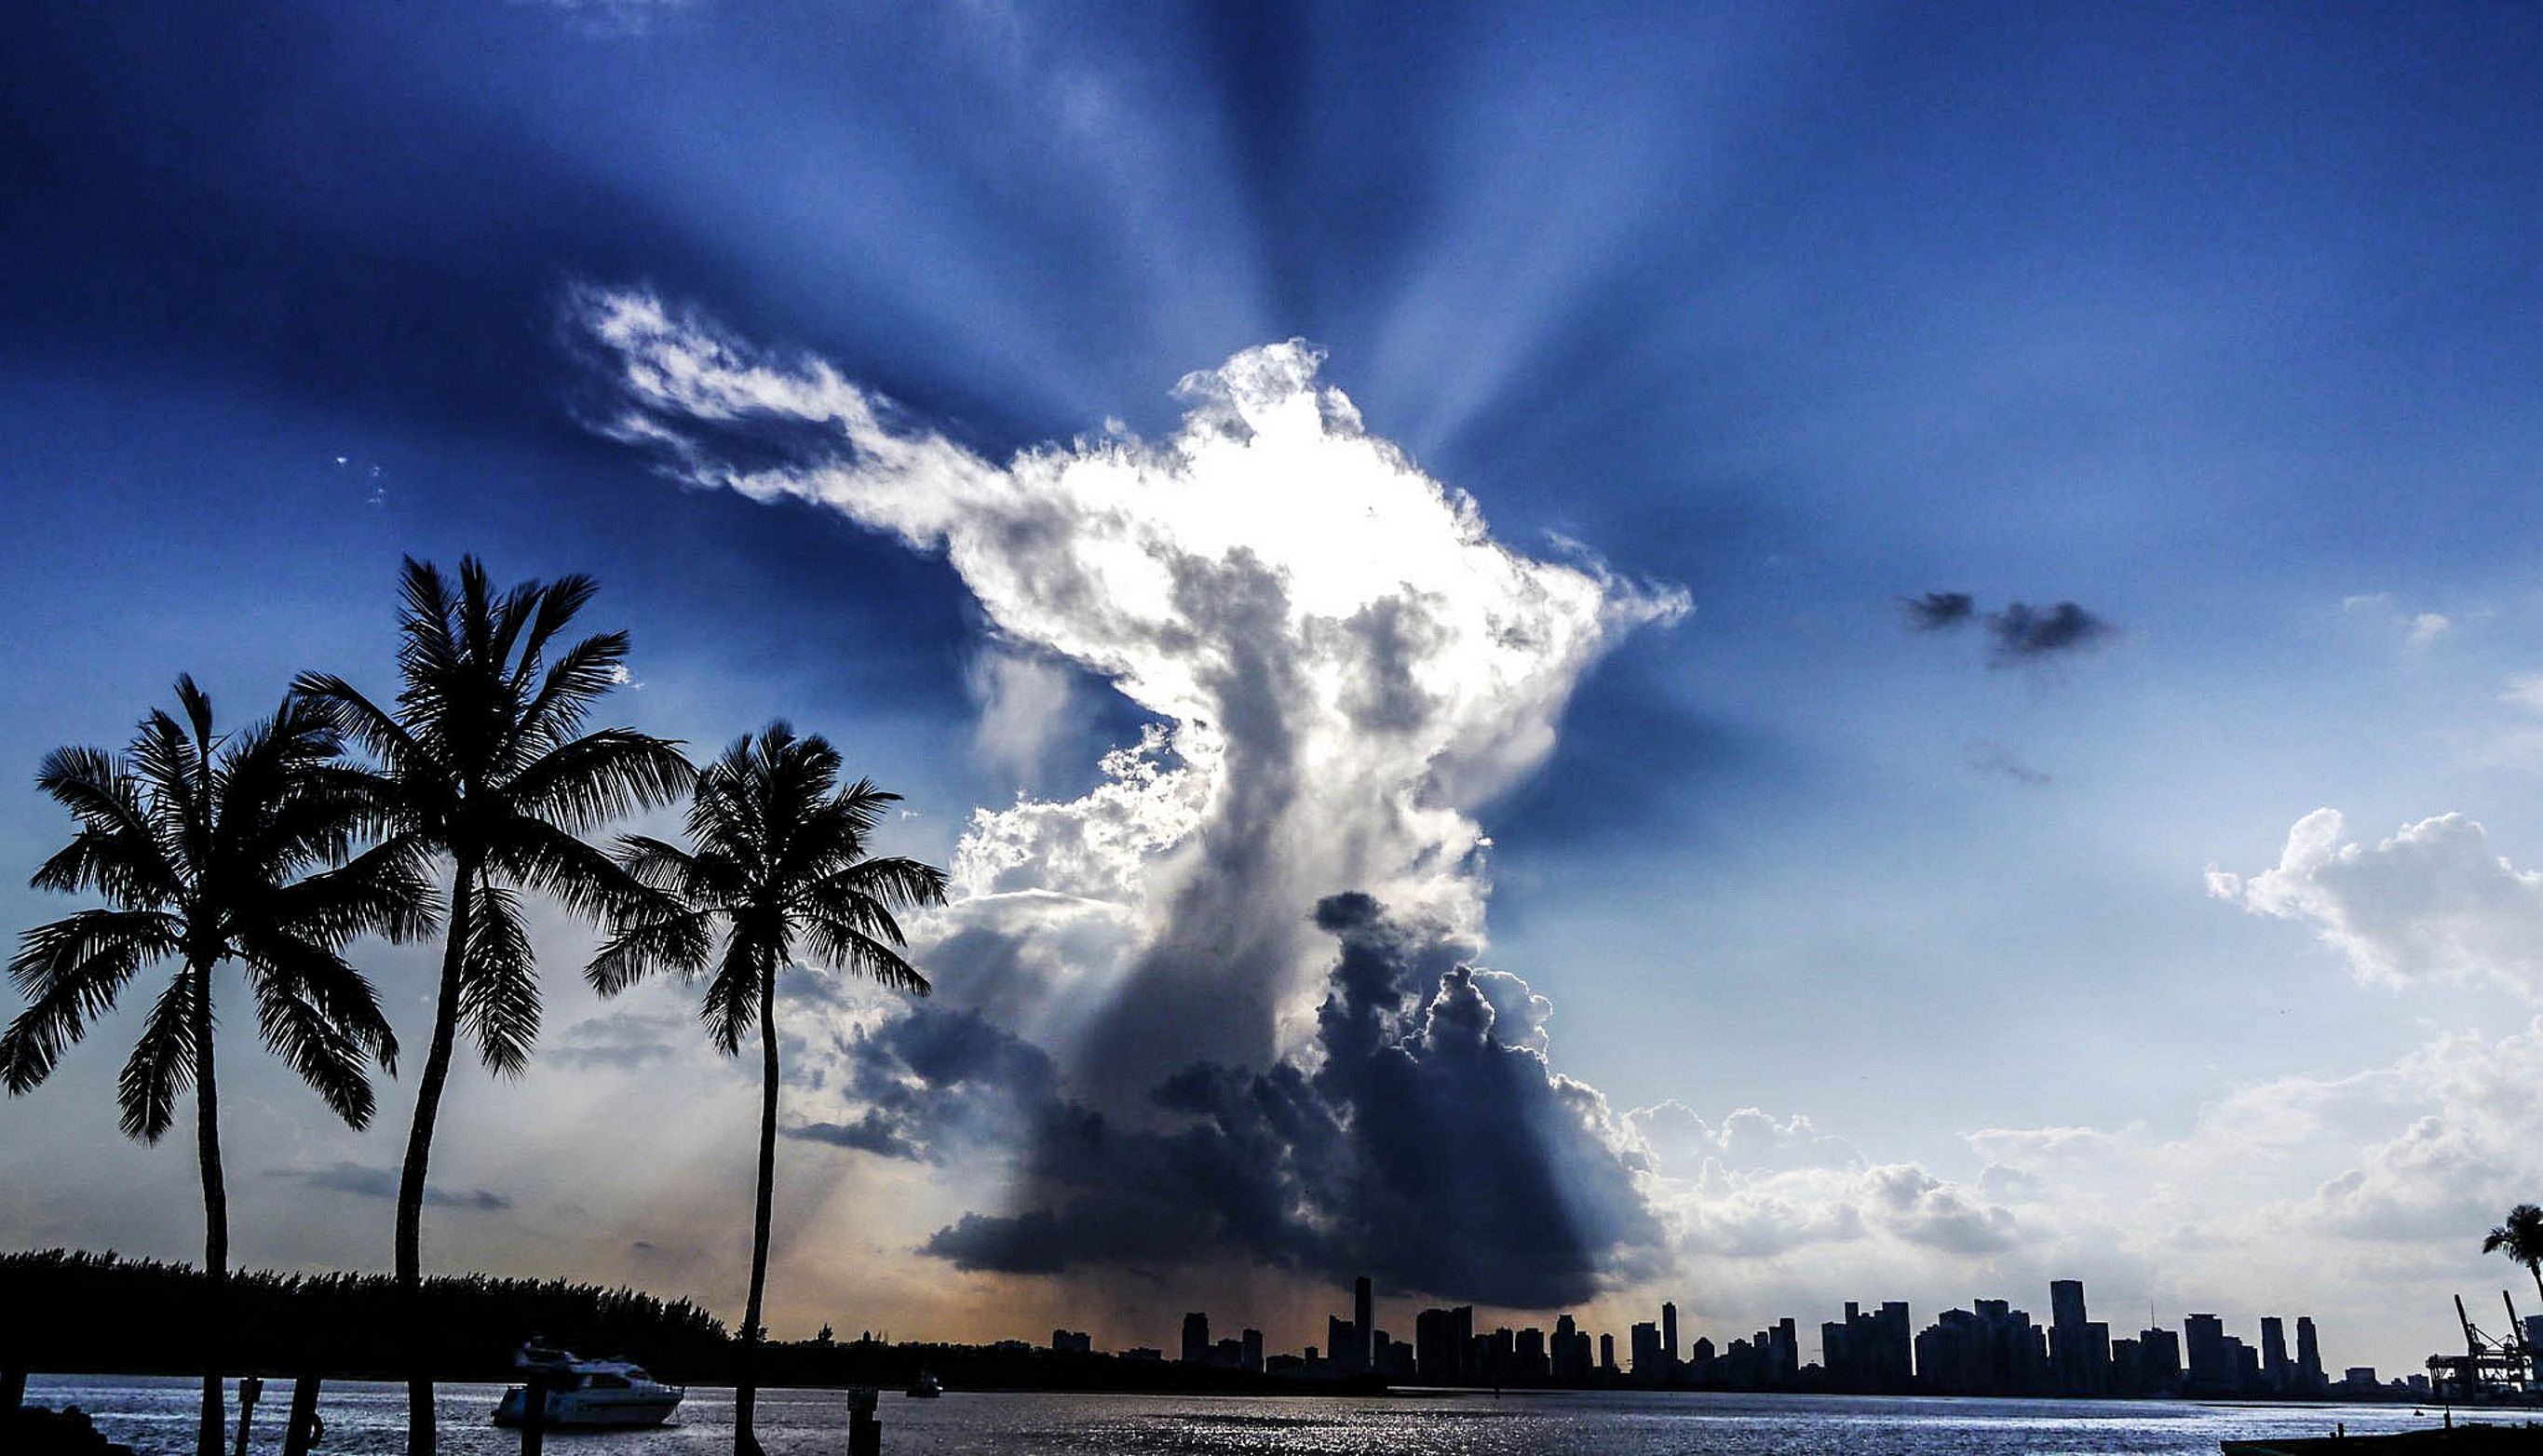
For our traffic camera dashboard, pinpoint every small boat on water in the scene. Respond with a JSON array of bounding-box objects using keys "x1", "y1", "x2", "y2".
[
  {"x1": 905, "y1": 1368, "x2": 943, "y2": 1398},
  {"x1": 494, "y1": 1342, "x2": 685, "y2": 1430}
]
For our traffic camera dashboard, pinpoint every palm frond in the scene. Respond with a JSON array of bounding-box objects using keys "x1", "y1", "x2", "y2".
[
  {"x1": 800, "y1": 916, "x2": 932, "y2": 997},
  {"x1": 243, "y1": 931, "x2": 394, "y2": 1127},
  {"x1": 115, "y1": 971, "x2": 202, "y2": 1142},
  {"x1": 499, "y1": 728, "x2": 694, "y2": 837},
  {"x1": 457, "y1": 882, "x2": 540, "y2": 1076}
]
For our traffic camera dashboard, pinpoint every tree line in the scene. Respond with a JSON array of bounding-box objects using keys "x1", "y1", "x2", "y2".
[{"x1": 2, "y1": 557, "x2": 948, "y2": 1456}]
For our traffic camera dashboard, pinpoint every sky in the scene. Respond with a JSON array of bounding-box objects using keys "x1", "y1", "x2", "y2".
[{"x1": 5, "y1": 0, "x2": 2543, "y2": 1380}]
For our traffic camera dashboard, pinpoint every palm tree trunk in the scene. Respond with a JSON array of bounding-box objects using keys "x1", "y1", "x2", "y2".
[
  {"x1": 734, "y1": 963, "x2": 780, "y2": 1456},
  {"x1": 399, "y1": 867, "x2": 475, "y2": 1456},
  {"x1": 192, "y1": 962, "x2": 227, "y2": 1456}
]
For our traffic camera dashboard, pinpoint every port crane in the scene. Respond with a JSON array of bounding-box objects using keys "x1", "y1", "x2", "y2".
[{"x1": 2425, "y1": 1291, "x2": 2535, "y2": 1400}]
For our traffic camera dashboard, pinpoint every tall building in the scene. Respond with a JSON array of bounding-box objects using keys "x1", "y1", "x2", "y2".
[
  {"x1": 2138, "y1": 1327, "x2": 2184, "y2": 1395},
  {"x1": 2050, "y1": 1280, "x2": 2087, "y2": 1332},
  {"x1": 1825, "y1": 1301, "x2": 1914, "y2": 1392},
  {"x1": 1354, "y1": 1274, "x2": 1374, "y2": 1372},
  {"x1": 1181, "y1": 1312, "x2": 1210, "y2": 1366},
  {"x1": 2184, "y1": 1314, "x2": 2230, "y2": 1396},
  {"x1": 1662, "y1": 1301, "x2": 1679, "y2": 1368},
  {"x1": 2047, "y1": 1280, "x2": 2108, "y2": 1395},
  {"x1": 1631, "y1": 1321, "x2": 1663, "y2": 1376},
  {"x1": 2295, "y1": 1317, "x2": 2327, "y2": 1396},
  {"x1": 1601, "y1": 1332, "x2": 1617, "y2": 1374},
  {"x1": 2260, "y1": 1317, "x2": 2290, "y2": 1393},
  {"x1": 1241, "y1": 1328, "x2": 1265, "y2": 1373},
  {"x1": 1328, "y1": 1314, "x2": 1358, "y2": 1371}
]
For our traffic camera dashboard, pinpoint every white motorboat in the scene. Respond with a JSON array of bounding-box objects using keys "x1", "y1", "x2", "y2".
[{"x1": 494, "y1": 1343, "x2": 685, "y2": 1429}]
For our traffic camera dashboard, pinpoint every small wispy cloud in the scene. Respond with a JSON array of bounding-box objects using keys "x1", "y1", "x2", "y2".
[
  {"x1": 1898, "y1": 591, "x2": 1976, "y2": 631},
  {"x1": 1967, "y1": 740, "x2": 2052, "y2": 787},
  {"x1": 1985, "y1": 600, "x2": 2114, "y2": 665},
  {"x1": 270, "y1": 1162, "x2": 511, "y2": 1211}
]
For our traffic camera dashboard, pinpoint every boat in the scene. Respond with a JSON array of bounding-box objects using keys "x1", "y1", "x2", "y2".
[
  {"x1": 2224, "y1": 1423, "x2": 2543, "y2": 1452},
  {"x1": 905, "y1": 1368, "x2": 943, "y2": 1398},
  {"x1": 494, "y1": 1343, "x2": 685, "y2": 1429}
]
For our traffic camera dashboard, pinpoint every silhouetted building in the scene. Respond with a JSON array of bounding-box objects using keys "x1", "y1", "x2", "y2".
[
  {"x1": 1415, "y1": 1307, "x2": 1470, "y2": 1384},
  {"x1": 1515, "y1": 1326, "x2": 1549, "y2": 1384},
  {"x1": 1241, "y1": 1328, "x2": 1264, "y2": 1373},
  {"x1": 2261, "y1": 1316, "x2": 2290, "y2": 1394},
  {"x1": 2137, "y1": 1327, "x2": 2184, "y2": 1396},
  {"x1": 1328, "y1": 1315, "x2": 1356, "y2": 1371},
  {"x1": 1662, "y1": 1301, "x2": 1679, "y2": 1370},
  {"x1": 1353, "y1": 1274, "x2": 1374, "y2": 1372},
  {"x1": 1825, "y1": 1301, "x2": 1914, "y2": 1392},
  {"x1": 1918, "y1": 1301, "x2": 2046, "y2": 1395},
  {"x1": 2048, "y1": 1281, "x2": 2108, "y2": 1395},
  {"x1": 2184, "y1": 1314, "x2": 2231, "y2": 1396},
  {"x1": 2296, "y1": 1317, "x2": 2327, "y2": 1396},
  {"x1": 1051, "y1": 1328, "x2": 1092, "y2": 1354},
  {"x1": 1181, "y1": 1313, "x2": 1210, "y2": 1366},
  {"x1": 1601, "y1": 1332, "x2": 1617, "y2": 1375},
  {"x1": 1631, "y1": 1321, "x2": 1662, "y2": 1377}
]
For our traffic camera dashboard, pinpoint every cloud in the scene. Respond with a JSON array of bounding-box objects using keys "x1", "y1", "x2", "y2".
[
  {"x1": 1966, "y1": 740, "x2": 2052, "y2": 787},
  {"x1": 1985, "y1": 600, "x2": 2114, "y2": 664},
  {"x1": 2207, "y1": 808, "x2": 2543, "y2": 1000},
  {"x1": 548, "y1": 1008, "x2": 689, "y2": 1070},
  {"x1": 272, "y1": 1162, "x2": 511, "y2": 1211},
  {"x1": 900, "y1": 894, "x2": 1667, "y2": 1308},
  {"x1": 574, "y1": 289, "x2": 1688, "y2": 1308},
  {"x1": 966, "y1": 649, "x2": 1078, "y2": 788},
  {"x1": 1899, "y1": 591, "x2": 1975, "y2": 630}
]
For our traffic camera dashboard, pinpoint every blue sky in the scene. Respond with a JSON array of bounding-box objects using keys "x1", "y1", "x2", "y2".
[{"x1": 7, "y1": 0, "x2": 2543, "y2": 1374}]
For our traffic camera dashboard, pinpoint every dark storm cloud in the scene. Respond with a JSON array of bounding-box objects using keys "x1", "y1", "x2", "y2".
[
  {"x1": 849, "y1": 895, "x2": 1663, "y2": 1309},
  {"x1": 789, "y1": 1006, "x2": 1065, "y2": 1164},
  {"x1": 273, "y1": 1162, "x2": 511, "y2": 1211},
  {"x1": 1985, "y1": 600, "x2": 2114, "y2": 662},
  {"x1": 1899, "y1": 591, "x2": 1977, "y2": 630}
]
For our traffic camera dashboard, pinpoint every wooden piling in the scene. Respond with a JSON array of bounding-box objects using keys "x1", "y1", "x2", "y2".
[
  {"x1": 233, "y1": 1376, "x2": 264, "y2": 1456},
  {"x1": 280, "y1": 1374, "x2": 322, "y2": 1456},
  {"x1": 848, "y1": 1384, "x2": 881, "y2": 1456},
  {"x1": 519, "y1": 1371, "x2": 551, "y2": 1456}
]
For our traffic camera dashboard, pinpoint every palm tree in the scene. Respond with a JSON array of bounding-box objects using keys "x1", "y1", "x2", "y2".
[
  {"x1": 2483, "y1": 1204, "x2": 2543, "y2": 1308},
  {"x1": 1, "y1": 678, "x2": 425, "y2": 1456},
  {"x1": 294, "y1": 557, "x2": 692, "y2": 1455},
  {"x1": 591, "y1": 725, "x2": 946, "y2": 1456}
]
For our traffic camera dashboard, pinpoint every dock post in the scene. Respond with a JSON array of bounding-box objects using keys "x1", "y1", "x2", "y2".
[
  {"x1": 848, "y1": 1384, "x2": 881, "y2": 1456},
  {"x1": 280, "y1": 1373, "x2": 323, "y2": 1456},
  {"x1": 232, "y1": 1376, "x2": 263, "y2": 1456},
  {"x1": 520, "y1": 1372, "x2": 551, "y2": 1456}
]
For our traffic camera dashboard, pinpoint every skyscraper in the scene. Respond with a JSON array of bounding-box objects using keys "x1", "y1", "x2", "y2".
[
  {"x1": 2050, "y1": 1280, "x2": 2087, "y2": 1332},
  {"x1": 2260, "y1": 1317, "x2": 2290, "y2": 1393},
  {"x1": 1354, "y1": 1274, "x2": 1374, "y2": 1372},
  {"x1": 2295, "y1": 1316, "x2": 2326, "y2": 1396},
  {"x1": 1181, "y1": 1312, "x2": 1210, "y2": 1365},
  {"x1": 1662, "y1": 1301, "x2": 1679, "y2": 1368}
]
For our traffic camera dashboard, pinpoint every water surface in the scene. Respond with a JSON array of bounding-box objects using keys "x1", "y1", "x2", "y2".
[{"x1": 29, "y1": 1374, "x2": 2453, "y2": 1454}]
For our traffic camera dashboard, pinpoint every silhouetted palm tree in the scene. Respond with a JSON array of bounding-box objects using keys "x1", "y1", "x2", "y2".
[
  {"x1": 591, "y1": 725, "x2": 945, "y2": 1456},
  {"x1": 0, "y1": 679, "x2": 424, "y2": 1456},
  {"x1": 2484, "y1": 1204, "x2": 2543, "y2": 1308},
  {"x1": 295, "y1": 558, "x2": 691, "y2": 1455}
]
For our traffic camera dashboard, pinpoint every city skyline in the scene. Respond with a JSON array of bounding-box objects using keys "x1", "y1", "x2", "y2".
[
  {"x1": 7, "y1": 1, "x2": 2543, "y2": 1391},
  {"x1": 1018, "y1": 1271, "x2": 2438, "y2": 1402}
]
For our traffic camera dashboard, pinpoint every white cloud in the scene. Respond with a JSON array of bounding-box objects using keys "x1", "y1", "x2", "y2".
[
  {"x1": 2207, "y1": 808, "x2": 2543, "y2": 1000},
  {"x1": 964, "y1": 649, "x2": 1075, "y2": 788},
  {"x1": 575, "y1": 285, "x2": 1685, "y2": 1102}
]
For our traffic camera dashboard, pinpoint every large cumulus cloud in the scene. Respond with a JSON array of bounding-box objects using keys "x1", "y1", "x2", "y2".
[
  {"x1": 2207, "y1": 808, "x2": 2543, "y2": 1000},
  {"x1": 575, "y1": 290, "x2": 1684, "y2": 1308}
]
